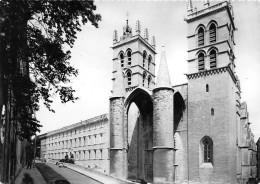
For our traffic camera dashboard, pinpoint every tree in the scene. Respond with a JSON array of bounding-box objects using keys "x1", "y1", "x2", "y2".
[{"x1": 0, "y1": 1, "x2": 101, "y2": 140}]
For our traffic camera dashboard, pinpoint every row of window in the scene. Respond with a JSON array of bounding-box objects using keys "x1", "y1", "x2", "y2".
[
  {"x1": 119, "y1": 50, "x2": 152, "y2": 71},
  {"x1": 48, "y1": 122, "x2": 105, "y2": 141},
  {"x1": 197, "y1": 22, "x2": 217, "y2": 47},
  {"x1": 125, "y1": 70, "x2": 152, "y2": 88},
  {"x1": 47, "y1": 133, "x2": 104, "y2": 150},
  {"x1": 47, "y1": 149, "x2": 105, "y2": 160},
  {"x1": 197, "y1": 49, "x2": 217, "y2": 71}
]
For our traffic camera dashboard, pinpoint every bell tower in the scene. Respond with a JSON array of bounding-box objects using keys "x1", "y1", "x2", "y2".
[
  {"x1": 185, "y1": 1, "x2": 241, "y2": 183},
  {"x1": 111, "y1": 19, "x2": 156, "y2": 93}
]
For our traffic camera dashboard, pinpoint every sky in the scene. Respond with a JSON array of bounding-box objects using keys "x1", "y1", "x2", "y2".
[{"x1": 36, "y1": 1, "x2": 260, "y2": 141}]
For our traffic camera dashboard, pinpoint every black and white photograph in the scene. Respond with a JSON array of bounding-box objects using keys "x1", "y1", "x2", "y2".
[{"x1": 0, "y1": 0, "x2": 260, "y2": 184}]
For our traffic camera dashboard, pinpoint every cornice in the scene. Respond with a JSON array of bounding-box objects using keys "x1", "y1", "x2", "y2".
[
  {"x1": 112, "y1": 35, "x2": 156, "y2": 54},
  {"x1": 187, "y1": 40, "x2": 230, "y2": 53},
  {"x1": 185, "y1": 2, "x2": 235, "y2": 30},
  {"x1": 186, "y1": 64, "x2": 237, "y2": 84}
]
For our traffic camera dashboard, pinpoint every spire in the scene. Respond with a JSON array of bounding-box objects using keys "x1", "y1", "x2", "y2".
[
  {"x1": 187, "y1": 0, "x2": 193, "y2": 13},
  {"x1": 113, "y1": 30, "x2": 118, "y2": 44},
  {"x1": 204, "y1": 0, "x2": 210, "y2": 7},
  {"x1": 135, "y1": 20, "x2": 141, "y2": 35},
  {"x1": 123, "y1": 12, "x2": 132, "y2": 35},
  {"x1": 144, "y1": 28, "x2": 149, "y2": 41},
  {"x1": 151, "y1": 36, "x2": 156, "y2": 48},
  {"x1": 111, "y1": 60, "x2": 125, "y2": 98},
  {"x1": 155, "y1": 46, "x2": 172, "y2": 89}
]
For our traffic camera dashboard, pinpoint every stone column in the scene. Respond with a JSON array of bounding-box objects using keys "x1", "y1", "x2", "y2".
[{"x1": 153, "y1": 88, "x2": 174, "y2": 183}]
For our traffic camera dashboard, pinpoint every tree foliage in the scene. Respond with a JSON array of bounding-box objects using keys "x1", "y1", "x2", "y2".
[{"x1": 0, "y1": 1, "x2": 101, "y2": 140}]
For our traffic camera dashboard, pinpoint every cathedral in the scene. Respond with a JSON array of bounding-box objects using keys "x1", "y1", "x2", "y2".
[
  {"x1": 109, "y1": 1, "x2": 257, "y2": 184},
  {"x1": 39, "y1": 1, "x2": 257, "y2": 184}
]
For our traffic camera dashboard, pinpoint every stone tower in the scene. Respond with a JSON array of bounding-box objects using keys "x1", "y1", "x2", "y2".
[
  {"x1": 111, "y1": 19, "x2": 156, "y2": 93},
  {"x1": 110, "y1": 19, "x2": 157, "y2": 181},
  {"x1": 185, "y1": 1, "x2": 240, "y2": 183}
]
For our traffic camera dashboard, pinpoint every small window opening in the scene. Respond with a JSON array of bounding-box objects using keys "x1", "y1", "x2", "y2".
[
  {"x1": 198, "y1": 53, "x2": 205, "y2": 71},
  {"x1": 211, "y1": 108, "x2": 214, "y2": 116},
  {"x1": 127, "y1": 51, "x2": 131, "y2": 66},
  {"x1": 209, "y1": 23, "x2": 216, "y2": 43},
  {"x1": 127, "y1": 71, "x2": 131, "y2": 86},
  {"x1": 143, "y1": 51, "x2": 147, "y2": 68},
  {"x1": 206, "y1": 84, "x2": 209, "y2": 92},
  {"x1": 120, "y1": 53, "x2": 124, "y2": 67},
  {"x1": 198, "y1": 27, "x2": 204, "y2": 46},
  {"x1": 210, "y1": 50, "x2": 217, "y2": 69},
  {"x1": 148, "y1": 76, "x2": 151, "y2": 88},
  {"x1": 148, "y1": 56, "x2": 152, "y2": 71},
  {"x1": 143, "y1": 72, "x2": 146, "y2": 86}
]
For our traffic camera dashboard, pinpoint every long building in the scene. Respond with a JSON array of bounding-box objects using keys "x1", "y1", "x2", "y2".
[{"x1": 39, "y1": 114, "x2": 109, "y2": 173}]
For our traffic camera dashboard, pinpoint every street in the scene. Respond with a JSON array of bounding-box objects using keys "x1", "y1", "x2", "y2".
[{"x1": 38, "y1": 163, "x2": 102, "y2": 184}]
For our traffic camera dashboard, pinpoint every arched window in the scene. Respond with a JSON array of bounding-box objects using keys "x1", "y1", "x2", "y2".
[
  {"x1": 198, "y1": 52, "x2": 205, "y2": 71},
  {"x1": 143, "y1": 72, "x2": 147, "y2": 86},
  {"x1": 206, "y1": 84, "x2": 209, "y2": 92},
  {"x1": 209, "y1": 49, "x2": 217, "y2": 68},
  {"x1": 201, "y1": 136, "x2": 213, "y2": 163},
  {"x1": 126, "y1": 70, "x2": 132, "y2": 86},
  {"x1": 148, "y1": 75, "x2": 151, "y2": 88},
  {"x1": 209, "y1": 23, "x2": 216, "y2": 43},
  {"x1": 198, "y1": 27, "x2": 205, "y2": 46},
  {"x1": 127, "y1": 50, "x2": 131, "y2": 66},
  {"x1": 120, "y1": 52, "x2": 124, "y2": 67},
  {"x1": 143, "y1": 51, "x2": 147, "y2": 68},
  {"x1": 148, "y1": 55, "x2": 152, "y2": 71}
]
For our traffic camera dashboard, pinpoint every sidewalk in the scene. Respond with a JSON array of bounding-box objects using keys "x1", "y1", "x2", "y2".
[{"x1": 15, "y1": 161, "x2": 46, "y2": 184}]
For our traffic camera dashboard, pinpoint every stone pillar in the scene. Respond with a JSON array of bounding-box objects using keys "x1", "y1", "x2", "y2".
[
  {"x1": 109, "y1": 96, "x2": 126, "y2": 178},
  {"x1": 153, "y1": 89, "x2": 174, "y2": 183}
]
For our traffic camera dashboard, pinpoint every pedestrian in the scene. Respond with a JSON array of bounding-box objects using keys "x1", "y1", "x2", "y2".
[{"x1": 26, "y1": 152, "x2": 32, "y2": 169}]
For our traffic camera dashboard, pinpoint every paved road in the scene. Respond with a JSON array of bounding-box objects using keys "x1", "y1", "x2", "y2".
[{"x1": 46, "y1": 163, "x2": 102, "y2": 184}]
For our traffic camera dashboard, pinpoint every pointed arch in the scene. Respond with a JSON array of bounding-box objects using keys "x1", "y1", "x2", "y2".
[
  {"x1": 196, "y1": 24, "x2": 206, "y2": 46},
  {"x1": 126, "y1": 48, "x2": 132, "y2": 66},
  {"x1": 200, "y1": 136, "x2": 213, "y2": 164},
  {"x1": 118, "y1": 51, "x2": 124, "y2": 68},
  {"x1": 148, "y1": 55, "x2": 152, "y2": 71},
  {"x1": 142, "y1": 71, "x2": 147, "y2": 87},
  {"x1": 143, "y1": 50, "x2": 147, "y2": 68},
  {"x1": 174, "y1": 92, "x2": 185, "y2": 133},
  {"x1": 208, "y1": 47, "x2": 218, "y2": 69},
  {"x1": 207, "y1": 20, "x2": 218, "y2": 43},
  {"x1": 125, "y1": 69, "x2": 132, "y2": 86},
  {"x1": 147, "y1": 75, "x2": 152, "y2": 88},
  {"x1": 197, "y1": 51, "x2": 205, "y2": 71}
]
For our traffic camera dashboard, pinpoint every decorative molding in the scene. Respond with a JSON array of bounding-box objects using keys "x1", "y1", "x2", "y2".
[{"x1": 186, "y1": 64, "x2": 238, "y2": 85}]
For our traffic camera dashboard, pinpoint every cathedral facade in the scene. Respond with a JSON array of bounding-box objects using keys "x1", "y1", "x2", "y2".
[{"x1": 109, "y1": 1, "x2": 257, "y2": 184}]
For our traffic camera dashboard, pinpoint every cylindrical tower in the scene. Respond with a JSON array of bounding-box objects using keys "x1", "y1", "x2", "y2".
[
  {"x1": 109, "y1": 60, "x2": 127, "y2": 178},
  {"x1": 153, "y1": 48, "x2": 175, "y2": 183}
]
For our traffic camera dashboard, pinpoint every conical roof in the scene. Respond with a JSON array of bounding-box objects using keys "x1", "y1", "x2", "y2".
[
  {"x1": 111, "y1": 60, "x2": 125, "y2": 98},
  {"x1": 154, "y1": 47, "x2": 172, "y2": 89}
]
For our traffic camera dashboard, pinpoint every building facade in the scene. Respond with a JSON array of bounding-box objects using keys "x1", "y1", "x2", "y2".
[
  {"x1": 40, "y1": 114, "x2": 110, "y2": 173},
  {"x1": 109, "y1": 1, "x2": 257, "y2": 184}
]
